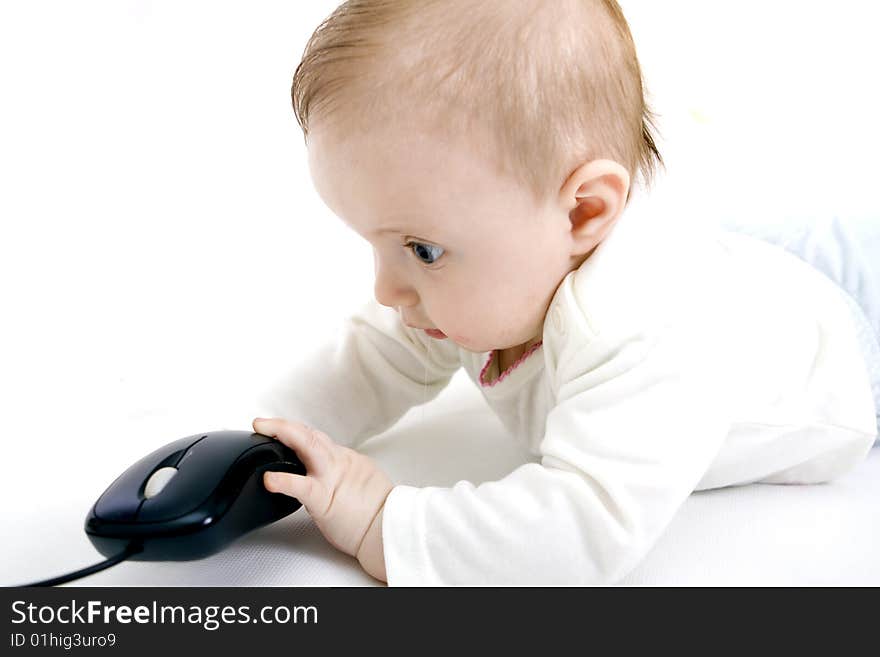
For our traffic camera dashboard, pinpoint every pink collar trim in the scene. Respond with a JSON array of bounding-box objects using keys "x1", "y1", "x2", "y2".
[{"x1": 479, "y1": 341, "x2": 544, "y2": 388}]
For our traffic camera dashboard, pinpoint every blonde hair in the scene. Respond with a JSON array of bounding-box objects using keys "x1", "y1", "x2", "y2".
[{"x1": 292, "y1": 0, "x2": 663, "y2": 204}]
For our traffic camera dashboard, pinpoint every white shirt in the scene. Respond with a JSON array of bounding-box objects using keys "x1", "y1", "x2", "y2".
[{"x1": 258, "y1": 209, "x2": 878, "y2": 585}]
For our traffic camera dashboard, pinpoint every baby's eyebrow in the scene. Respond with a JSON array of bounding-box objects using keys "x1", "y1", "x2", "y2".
[
  {"x1": 374, "y1": 225, "x2": 408, "y2": 235},
  {"x1": 372, "y1": 220, "x2": 442, "y2": 242},
  {"x1": 375, "y1": 224, "x2": 438, "y2": 239}
]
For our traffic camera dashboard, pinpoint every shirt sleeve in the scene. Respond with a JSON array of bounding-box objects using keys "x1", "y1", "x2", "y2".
[
  {"x1": 254, "y1": 299, "x2": 462, "y2": 449},
  {"x1": 381, "y1": 324, "x2": 734, "y2": 585}
]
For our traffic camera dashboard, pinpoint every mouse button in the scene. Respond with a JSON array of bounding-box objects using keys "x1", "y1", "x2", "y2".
[
  {"x1": 137, "y1": 431, "x2": 261, "y2": 522},
  {"x1": 172, "y1": 431, "x2": 263, "y2": 472},
  {"x1": 93, "y1": 434, "x2": 201, "y2": 522},
  {"x1": 171, "y1": 433, "x2": 207, "y2": 466}
]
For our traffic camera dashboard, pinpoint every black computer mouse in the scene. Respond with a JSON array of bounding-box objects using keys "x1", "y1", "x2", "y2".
[{"x1": 84, "y1": 430, "x2": 306, "y2": 561}]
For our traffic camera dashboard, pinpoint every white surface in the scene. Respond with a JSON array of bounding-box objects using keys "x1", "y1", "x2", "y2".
[
  {"x1": 3, "y1": 372, "x2": 878, "y2": 587},
  {"x1": 1, "y1": 1, "x2": 879, "y2": 586}
]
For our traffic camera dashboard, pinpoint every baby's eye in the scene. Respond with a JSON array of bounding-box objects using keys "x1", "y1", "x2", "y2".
[{"x1": 406, "y1": 241, "x2": 445, "y2": 265}]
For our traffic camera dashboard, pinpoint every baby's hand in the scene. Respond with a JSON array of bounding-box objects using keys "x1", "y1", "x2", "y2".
[{"x1": 252, "y1": 417, "x2": 393, "y2": 577}]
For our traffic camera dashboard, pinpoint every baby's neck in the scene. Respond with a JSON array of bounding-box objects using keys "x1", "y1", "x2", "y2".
[{"x1": 495, "y1": 337, "x2": 541, "y2": 377}]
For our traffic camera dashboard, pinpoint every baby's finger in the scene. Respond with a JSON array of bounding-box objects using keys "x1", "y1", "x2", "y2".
[
  {"x1": 263, "y1": 471, "x2": 326, "y2": 514},
  {"x1": 252, "y1": 417, "x2": 331, "y2": 474}
]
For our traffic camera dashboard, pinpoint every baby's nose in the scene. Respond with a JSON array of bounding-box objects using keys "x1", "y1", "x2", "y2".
[
  {"x1": 373, "y1": 253, "x2": 419, "y2": 308},
  {"x1": 373, "y1": 275, "x2": 418, "y2": 309}
]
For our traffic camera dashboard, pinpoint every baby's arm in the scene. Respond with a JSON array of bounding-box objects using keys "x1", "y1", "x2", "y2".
[
  {"x1": 252, "y1": 300, "x2": 459, "y2": 581},
  {"x1": 256, "y1": 299, "x2": 461, "y2": 449},
  {"x1": 381, "y1": 327, "x2": 733, "y2": 584}
]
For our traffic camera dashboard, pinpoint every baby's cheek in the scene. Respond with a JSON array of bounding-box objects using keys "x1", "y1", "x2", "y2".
[
  {"x1": 447, "y1": 331, "x2": 470, "y2": 347},
  {"x1": 445, "y1": 329, "x2": 485, "y2": 352}
]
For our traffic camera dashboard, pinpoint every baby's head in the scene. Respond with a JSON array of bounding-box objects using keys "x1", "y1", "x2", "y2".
[{"x1": 294, "y1": 0, "x2": 662, "y2": 354}]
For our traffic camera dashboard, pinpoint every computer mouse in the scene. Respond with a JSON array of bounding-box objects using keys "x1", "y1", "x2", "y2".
[{"x1": 84, "y1": 430, "x2": 306, "y2": 561}]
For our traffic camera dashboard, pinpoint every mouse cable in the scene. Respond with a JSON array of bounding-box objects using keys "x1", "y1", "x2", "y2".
[{"x1": 14, "y1": 541, "x2": 144, "y2": 587}]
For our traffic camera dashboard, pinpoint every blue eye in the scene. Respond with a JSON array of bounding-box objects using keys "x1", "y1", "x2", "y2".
[{"x1": 407, "y1": 241, "x2": 445, "y2": 265}]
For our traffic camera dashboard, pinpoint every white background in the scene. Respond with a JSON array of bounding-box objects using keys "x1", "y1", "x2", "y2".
[{"x1": 1, "y1": 1, "x2": 878, "y2": 581}]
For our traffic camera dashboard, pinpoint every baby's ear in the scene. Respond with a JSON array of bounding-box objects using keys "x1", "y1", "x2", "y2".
[{"x1": 563, "y1": 159, "x2": 630, "y2": 256}]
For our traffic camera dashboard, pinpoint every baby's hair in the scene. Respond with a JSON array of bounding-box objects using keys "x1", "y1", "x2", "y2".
[{"x1": 292, "y1": 0, "x2": 663, "y2": 204}]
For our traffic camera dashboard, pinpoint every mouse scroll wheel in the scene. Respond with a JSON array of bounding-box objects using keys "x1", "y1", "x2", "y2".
[{"x1": 144, "y1": 466, "x2": 178, "y2": 499}]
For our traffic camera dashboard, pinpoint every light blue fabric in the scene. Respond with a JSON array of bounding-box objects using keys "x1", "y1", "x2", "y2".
[
  {"x1": 838, "y1": 285, "x2": 880, "y2": 443},
  {"x1": 717, "y1": 214, "x2": 880, "y2": 444}
]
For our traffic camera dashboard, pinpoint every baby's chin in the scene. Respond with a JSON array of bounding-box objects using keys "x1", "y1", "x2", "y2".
[
  {"x1": 447, "y1": 334, "x2": 525, "y2": 355},
  {"x1": 438, "y1": 317, "x2": 543, "y2": 353},
  {"x1": 436, "y1": 333, "x2": 483, "y2": 353}
]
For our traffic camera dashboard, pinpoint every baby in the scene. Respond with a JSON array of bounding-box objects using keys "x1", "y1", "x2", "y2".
[{"x1": 253, "y1": 0, "x2": 879, "y2": 584}]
